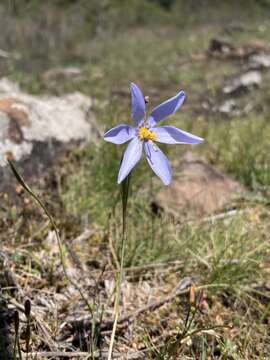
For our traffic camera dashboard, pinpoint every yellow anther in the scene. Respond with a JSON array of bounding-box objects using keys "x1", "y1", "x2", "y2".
[{"x1": 138, "y1": 127, "x2": 156, "y2": 141}]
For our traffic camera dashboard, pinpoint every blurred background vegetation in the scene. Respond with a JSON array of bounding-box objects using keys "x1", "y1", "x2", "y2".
[{"x1": 1, "y1": 0, "x2": 270, "y2": 73}]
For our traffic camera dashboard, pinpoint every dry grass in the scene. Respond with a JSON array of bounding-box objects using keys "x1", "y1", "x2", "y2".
[{"x1": 1, "y1": 1, "x2": 270, "y2": 359}]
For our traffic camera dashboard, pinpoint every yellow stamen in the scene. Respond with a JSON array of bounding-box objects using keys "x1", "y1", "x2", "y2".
[{"x1": 138, "y1": 127, "x2": 156, "y2": 141}]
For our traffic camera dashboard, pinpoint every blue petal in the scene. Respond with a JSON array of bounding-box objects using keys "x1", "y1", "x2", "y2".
[
  {"x1": 153, "y1": 126, "x2": 203, "y2": 144},
  {"x1": 104, "y1": 124, "x2": 135, "y2": 144},
  {"x1": 144, "y1": 141, "x2": 172, "y2": 185},
  {"x1": 130, "y1": 83, "x2": 145, "y2": 125},
  {"x1": 118, "y1": 138, "x2": 143, "y2": 183},
  {"x1": 148, "y1": 90, "x2": 185, "y2": 126}
]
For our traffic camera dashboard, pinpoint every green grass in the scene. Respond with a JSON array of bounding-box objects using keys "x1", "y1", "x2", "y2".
[
  {"x1": 58, "y1": 15, "x2": 270, "y2": 356},
  {"x1": 59, "y1": 4, "x2": 270, "y2": 278},
  {"x1": 4, "y1": 2, "x2": 270, "y2": 358},
  {"x1": 206, "y1": 115, "x2": 270, "y2": 189}
]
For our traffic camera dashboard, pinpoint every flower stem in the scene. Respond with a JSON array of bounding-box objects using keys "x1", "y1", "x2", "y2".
[{"x1": 107, "y1": 173, "x2": 131, "y2": 360}]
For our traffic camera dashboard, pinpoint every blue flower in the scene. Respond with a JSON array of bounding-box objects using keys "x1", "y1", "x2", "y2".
[{"x1": 104, "y1": 83, "x2": 203, "y2": 185}]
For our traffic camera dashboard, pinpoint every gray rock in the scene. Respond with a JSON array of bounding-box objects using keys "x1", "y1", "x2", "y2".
[
  {"x1": 223, "y1": 71, "x2": 262, "y2": 95},
  {"x1": 208, "y1": 38, "x2": 235, "y2": 56},
  {"x1": 248, "y1": 53, "x2": 270, "y2": 70},
  {"x1": 218, "y1": 99, "x2": 239, "y2": 116},
  {"x1": 0, "y1": 78, "x2": 98, "y2": 188},
  {"x1": 214, "y1": 99, "x2": 253, "y2": 117}
]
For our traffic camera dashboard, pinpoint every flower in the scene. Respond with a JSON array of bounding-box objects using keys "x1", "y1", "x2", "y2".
[{"x1": 104, "y1": 83, "x2": 203, "y2": 185}]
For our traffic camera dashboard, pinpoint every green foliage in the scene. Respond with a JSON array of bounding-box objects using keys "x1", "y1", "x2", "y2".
[
  {"x1": 6, "y1": 2, "x2": 270, "y2": 356},
  {"x1": 207, "y1": 116, "x2": 270, "y2": 189},
  {"x1": 62, "y1": 142, "x2": 119, "y2": 226}
]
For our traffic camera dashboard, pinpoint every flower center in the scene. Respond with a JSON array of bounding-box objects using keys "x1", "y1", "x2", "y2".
[{"x1": 138, "y1": 127, "x2": 156, "y2": 141}]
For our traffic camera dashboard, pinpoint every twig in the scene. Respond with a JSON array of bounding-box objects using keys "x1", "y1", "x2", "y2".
[
  {"x1": 26, "y1": 352, "x2": 92, "y2": 359},
  {"x1": 191, "y1": 209, "x2": 242, "y2": 224},
  {"x1": 117, "y1": 260, "x2": 183, "y2": 274},
  {"x1": 102, "y1": 277, "x2": 191, "y2": 331},
  {"x1": 116, "y1": 260, "x2": 183, "y2": 274},
  {"x1": 26, "y1": 350, "x2": 145, "y2": 359},
  {"x1": 72, "y1": 229, "x2": 99, "y2": 245},
  {"x1": 70, "y1": 277, "x2": 191, "y2": 332},
  {"x1": 178, "y1": 209, "x2": 243, "y2": 228}
]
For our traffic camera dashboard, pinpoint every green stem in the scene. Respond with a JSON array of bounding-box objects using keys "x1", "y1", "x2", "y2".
[
  {"x1": 7, "y1": 160, "x2": 93, "y2": 314},
  {"x1": 107, "y1": 173, "x2": 131, "y2": 360}
]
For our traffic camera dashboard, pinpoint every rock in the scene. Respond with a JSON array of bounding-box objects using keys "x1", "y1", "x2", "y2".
[
  {"x1": 208, "y1": 38, "x2": 235, "y2": 56},
  {"x1": 0, "y1": 78, "x2": 98, "y2": 189},
  {"x1": 248, "y1": 53, "x2": 270, "y2": 70},
  {"x1": 41, "y1": 66, "x2": 82, "y2": 82},
  {"x1": 217, "y1": 99, "x2": 240, "y2": 116},
  {"x1": 154, "y1": 152, "x2": 243, "y2": 217},
  {"x1": 223, "y1": 71, "x2": 262, "y2": 95},
  {"x1": 208, "y1": 37, "x2": 268, "y2": 59},
  {"x1": 214, "y1": 99, "x2": 253, "y2": 117}
]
